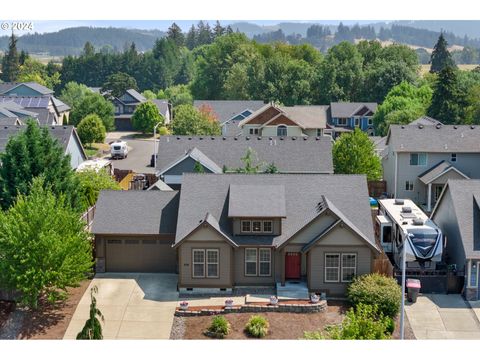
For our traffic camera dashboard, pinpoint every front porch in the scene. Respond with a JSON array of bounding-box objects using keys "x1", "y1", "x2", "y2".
[{"x1": 276, "y1": 280, "x2": 310, "y2": 300}]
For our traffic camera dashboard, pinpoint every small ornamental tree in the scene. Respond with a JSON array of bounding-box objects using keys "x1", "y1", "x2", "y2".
[
  {"x1": 77, "y1": 114, "x2": 106, "y2": 147},
  {"x1": 171, "y1": 104, "x2": 221, "y2": 136},
  {"x1": 236, "y1": 147, "x2": 263, "y2": 173},
  {"x1": 332, "y1": 128, "x2": 382, "y2": 181},
  {"x1": 0, "y1": 178, "x2": 93, "y2": 308},
  {"x1": 70, "y1": 93, "x2": 115, "y2": 131},
  {"x1": 76, "y1": 169, "x2": 121, "y2": 209},
  {"x1": 193, "y1": 161, "x2": 205, "y2": 173},
  {"x1": 132, "y1": 101, "x2": 164, "y2": 134},
  {"x1": 76, "y1": 286, "x2": 104, "y2": 340}
]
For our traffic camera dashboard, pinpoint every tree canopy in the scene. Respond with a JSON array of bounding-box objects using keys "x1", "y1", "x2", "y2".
[
  {"x1": 69, "y1": 92, "x2": 115, "y2": 131},
  {"x1": 76, "y1": 169, "x2": 121, "y2": 209},
  {"x1": 0, "y1": 178, "x2": 92, "y2": 308},
  {"x1": 101, "y1": 72, "x2": 138, "y2": 98},
  {"x1": 1, "y1": 33, "x2": 20, "y2": 82},
  {"x1": 430, "y1": 33, "x2": 456, "y2": 74},
  {"x1": 171, "y1": 104, "x2": 221, "y2": 136},
  {"x1": 131, "y1": 101, "x2": 164, "y2": 134},
  {"x1": 332, "y1": 128, "x2": 382, "y2": 181},
  {"x1": 77, "y1": 114, "x2": 106, "y2": 147}
]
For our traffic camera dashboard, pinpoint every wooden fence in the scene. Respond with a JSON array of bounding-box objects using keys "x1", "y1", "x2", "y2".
[
  {"x1": 367, "y1": 180, "x2": 387, "y2": 198},
  {"x1": 372, "y1": 257, "x2": 394, "y2": 277},
  {"x1": 80, "y1": 205, "x2": 96, "y2": 231}
]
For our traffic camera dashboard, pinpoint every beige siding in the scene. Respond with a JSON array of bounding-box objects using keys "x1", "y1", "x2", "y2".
[
  {"x1": 308, "y1": 226, "x2": 373, "y2": 295},
  {"x1": 262, "y1": 126, "x2": 303, "y2": 137},
  {"x1": 178, "y1": 226, "x2": 233, "y2": 287},
  {"x1": 304, "y1": 128, "x2": 323, "y2": 137},
  {"x1": 234, "y1": 247, "x2": 276, "y2": 285},
  {"x1": 288, "y1": 213, "x2": 337, "y2": 244}
]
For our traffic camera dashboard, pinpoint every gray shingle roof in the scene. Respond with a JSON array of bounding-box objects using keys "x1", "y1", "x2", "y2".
[
  {"x1": 409, "y1": 116, "x2": 443, "y2": 126},
  {"x1": 386, "y1": 124, "x2": 480, "y2": 153},
  {"x1": 92, "y1": 190, "x2": 179, "y2": 235},
  {"x1": 330, "y1": 102, "x2": 377, "y2": 118},
  {"x1": 0, "y1": 82, "x2": 54, "y2": 96},
  {"x1": 0, "y1": 117, "x2": 22, "y2": 126},
  {"x1": 228, "y1": 184, "x2": 287, "y2": 218},
  {"x1": 433, "y1": 180, "x2": 480, "y2": 258},
  {"x1": 156, "y1": 136, "x2": 333, "y2": 174},
  {"x1": 125, "y1": 89, "x2": 146, "y2": 103},
  {"x1": 277, "y1": 105, "x2": 329, "y2": 129},
  {"x1": 151, "y1": 99, "x2": 170, "y2": 118},
  {"x1": 0, "y1": 125, "x2": 83, "y2": 156},
  {"x1": 175, "y1": 173, "x2": 376, "y2": 248},
  {"x1": 193, "y1": 100, "x2": 265, "y2": 124},
  {"x1": 418, "y1": 161, "x2": 469, "y2": 184}
]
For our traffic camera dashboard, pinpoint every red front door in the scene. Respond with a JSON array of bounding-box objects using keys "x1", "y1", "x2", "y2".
[{"x1": 285, "y1": 252, "x2": 301, "y2": 279}]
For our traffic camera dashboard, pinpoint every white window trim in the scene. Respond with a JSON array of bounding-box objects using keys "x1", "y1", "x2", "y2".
[
  {"x1": 252, "y1": 220, "x2": 263, "y2": 233},
  {"x1": 341, "y1": 253, "x2": 357, "y2": 283},
  {"x1": 354, "y1": 117, "x2": 360, "y2": 126},
  {"x1": 277, "y1": 125, "x2": 288, "y2": 136},
  {"x1": 192, "y1": 249, "x2": 205, "y2": 278},
  {"x1": 367, "y1": 118, "x2": 373, "y2": 126},
  {"x1": 337, "y1": 118, "x2": 347, "y2": 126},
  {"x1": 468, "y1": 260, "x2": 479, "y2": 289},
  {"x1": 263, "y1": 220, "x2": 273, "y2": 233},
  {"x1": 241, "y1": 220, "x2": 251, "y2": 233},
  {"x1": 245, "y1": 248, "x2": 258, "y2": 276},
  {"x1": 206, "y1": 249, "x2": 219, "y2": 278},
  {"x1": 405, "y1": 181, "x2": 414, "y2": 192},
  {"x1": 259, "y1": 248, "x2": 272, "y2": 277},
  {"x1": 324, "y1": 253, "x2": 340, "y2": 283}
]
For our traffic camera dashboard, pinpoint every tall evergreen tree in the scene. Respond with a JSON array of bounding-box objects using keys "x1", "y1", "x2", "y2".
[
  {"x1": 225, "y1": 25, "x2": 234, "y2": 35},
  {"x1": 82, "y1": 41, "x2": 95, "y2": 57},
  {"x1": 428, "y1": 65, "x2": 465, "y2": 124},
  {"x1": 1, "y1": 32, "x2": 20, "y2": 82},
  {"x1": 185, "y1": 24, "x2": 197, "y2": 50},
  {"x1": 430, "y1": 33, "x2": 456, "y2": 73},
  {"x1": 167, "y1": 22, "x2": 185, "y2": 47},
  {"x1": 213, "y1": 21, "x2": 225, "y2": 39},
  {"x1": 197, "y1": 21, "x2": 213, "y2": 46}
]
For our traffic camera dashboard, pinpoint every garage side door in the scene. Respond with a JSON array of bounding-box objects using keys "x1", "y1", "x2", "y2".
[{"x1": 106, "y1": 239, "x2": 176, "y2": 272}]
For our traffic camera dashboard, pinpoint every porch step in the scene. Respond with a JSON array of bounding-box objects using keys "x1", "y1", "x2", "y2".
[{"x1": 276, "y1": 281, "x2": 310, "y2": 300}]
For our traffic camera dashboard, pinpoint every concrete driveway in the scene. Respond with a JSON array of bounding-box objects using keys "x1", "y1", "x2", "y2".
[
  {"x1": 405, "y1": 294, "x2": 480, "y2": 339},
  {"x1": 106, "y1": 132, "x2": 156, "y2": 174},
  {"x1": 63, "y1": 273, "x2": 178, "y2": 340}
]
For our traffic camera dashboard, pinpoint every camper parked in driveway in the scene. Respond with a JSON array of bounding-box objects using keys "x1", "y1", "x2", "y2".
[{"x1": 110, "y1": 141, "x2": 128, "y2": 159}]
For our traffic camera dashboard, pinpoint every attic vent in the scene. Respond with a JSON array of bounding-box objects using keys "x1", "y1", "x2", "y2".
[
  {"x1": 176, "y1": 137, "x2": 180, "y2": 140},
  {"x1": 279, "y1": 137, "x2": 284, "y2": 140},
  {"x1": 257, "y1": 136, "x2": 262, "y2": 140},
  {"x1": 412, "y1": 218, "x2": 424, "y2": 226},
  {"x1": 316, "y1": 196, "x2": 327, "y2": 213},
  {"x1": 471, "y1": 125, "x2": 476, "y2": 129},
  {"x1": 199, "y1": 137, "x2": 203, "y2": 140},
  {"x1": 436, "y1": 124, "x2": 442, "y2": 129},
  {"x1": 394, "y1": 199, "x2": 405, "y2": 205},
  {"x1": 269, "y1": 137, "x2": 273, "y2": 140},
  {"x1": 63, "y1": 126, "x2": 67, "y2": 129},
  {"x1": 401, "y1": 206, "x2": 412, "y2": 213},
  {"x1": 401, "y1": 125, "x2": 405, "y2": 129},
  {"x1": 303, "y1": 137, "x2": 308, "y2": 141},
  {"x1": 418, "y1": 124, "x2": 424, "y2": 129},
  {"x1": 223, "y1": 137, "x2": 226, "y2": 140},
  {"x1": 292, "y1": 136, "x2": 296, "y2": 140},
  {"x1": 188, "y1": 137, "x2": 192, "y2": 140},
  {"x1": 453, "y1": 125, "x2": 458, "y2": 129},
  {"x1": 315, "y1": 136, "x2": 320, "y2": 140},
  {"x1": 234, "y1": 137, "x2": 238, "y2": 140},
  {"x1": 246, "y1": 136, "x2": 250, "y2": 140},
  {"x1": 444, "y1": 144, "x2": 448, "y2": 150},
  {"x1": 461, "y1": 133, "x2": 465, "y2": 138},
  {"x1": 211, "y1": 137, "x2": 215, "y2": 140}
]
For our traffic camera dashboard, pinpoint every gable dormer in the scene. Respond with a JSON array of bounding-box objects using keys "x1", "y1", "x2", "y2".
[{"x1": 228, "y1": 184, "x2": 286, "y2": 236}]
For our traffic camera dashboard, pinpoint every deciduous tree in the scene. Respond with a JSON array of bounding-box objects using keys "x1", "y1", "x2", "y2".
[
  {"x1": 70, "y1": 92, "x2": 115, "y2": 131},
  {"x1": 131, "y1": 101, "x2": 164, "y2": 134},
  {"x1": 77, "y1": 114, "x2": 106, "y2": 147}
]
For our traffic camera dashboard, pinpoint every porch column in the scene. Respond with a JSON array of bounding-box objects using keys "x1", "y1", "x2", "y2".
[
  {"x1": 427, "y1": 183, "x2": 432, "y2": 212},
  {"x1": 281, "y1": 249, "x2": 285, "y2": 286}
]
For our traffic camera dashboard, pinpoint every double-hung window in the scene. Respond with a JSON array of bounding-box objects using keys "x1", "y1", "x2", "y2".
[
  {"x1": 367, "y1": 118, "x2": 373, "y2": 126},
  {"x1": 193, "y1": 249, "x2": 219, "y2": 278},
  {"x1": 245, "y1": 248, "x2": 257, "y2": 276},
  {"x1": 405, "y1": 181, "x2": 414, "y2": 191},
  {"x1": 354, "y1": 118, "x2": 360, "y2": 127},
  {"x1": 325, "y1": 253, "x2": 357, "y2": 283},
  {"x1": 259, "y1": 249, "x2": 271, "y2": 276},
  {"x1": 410, "y1": 153, "x2": 427, "y2": 166},
  {"x1": 337, "y1": 118, "x2": 347, "y2": 126},
  {"x1": 252, "y1": 221, "x2": 262, "y2": 233},
  {"x1": 192, "y1": 249, "x2": 205, "y2": 278},
  {"x1": 451, "y1": 153, "x2": 457, "y2": 162},
  {"x1": 241, "y1": 220, "x2": 251, "y2": 232}
]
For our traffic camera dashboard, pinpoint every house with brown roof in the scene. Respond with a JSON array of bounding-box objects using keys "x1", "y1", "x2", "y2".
[
  {"x1": 92, "y1": 173, "x2": 380, "y2": 297},
  {"x1": 238, "y1": 103, "x2": 330, "y2": 137}
]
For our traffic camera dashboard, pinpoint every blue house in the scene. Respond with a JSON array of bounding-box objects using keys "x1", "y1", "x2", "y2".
[{"x1": 328, "y1": 102, "x2": 377, "y2": 137}]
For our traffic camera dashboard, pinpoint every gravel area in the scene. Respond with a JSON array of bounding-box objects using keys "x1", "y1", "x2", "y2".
[{"x1": 170, "y1": 316, "x2": 186, "y2": 340}]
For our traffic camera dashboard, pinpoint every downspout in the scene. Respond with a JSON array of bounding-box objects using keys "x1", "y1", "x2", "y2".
[{"x1": 394, "y1": 151, "x2": 398, "y2": 198}]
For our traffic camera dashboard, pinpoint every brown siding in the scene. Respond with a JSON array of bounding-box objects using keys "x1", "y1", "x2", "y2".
[{"x1": 246, "y1": 107, "x2": 281, "y2": 125}]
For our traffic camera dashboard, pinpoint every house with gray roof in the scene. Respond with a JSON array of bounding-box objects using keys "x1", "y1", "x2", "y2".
[
  {"x1": 431, "y1": 179, "x2": 480, "y2": 300},
  {"x1": 112, "y1": 89, "x2": 171, "y2": 131},
  {"x1": 193, "y1": 100, "x2": 265, "y2": 136},
  {"x1": 0, "y1": 82, "x2": 54, "y2": 97},
  {"x1": 409, "y1": 116, "x2": 443, "y2": 127},
  {"x1": 91, "y1": 174, "x2": 379, "y2": 296},
  {"x1": 0, "y1": 125, "x2": 87, "y2": 169},
  {"x1": 328, "y1": 102, "x2": 378, "y2": 136},
  {"x1": 238, "y1": 103, "x2": 330, "y2": 137},
  {"x1": 382, "y1": 124, "x2": 480, "y2": 212},
  {"x1": 155, "y1": 135, "x2": 333, "y2": 188}
]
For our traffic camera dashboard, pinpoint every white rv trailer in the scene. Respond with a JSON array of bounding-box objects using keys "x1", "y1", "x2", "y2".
[{"x1": 377, "y1": 199, "x2": 443, "y2": 270}]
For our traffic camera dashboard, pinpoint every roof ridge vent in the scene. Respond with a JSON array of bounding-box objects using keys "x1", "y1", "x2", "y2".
[
  {"x1": 394, "y1": 199, "x2": 405, "y2": 205},
  {"x1": 257, "y1": 136, "x2": 262, "y2": 140},
  {"x1": 453, "y1": 125, "x2": 458, "y2": 129},
  {"x1": 436, "y1": 124, "x2": 442, "y2": 129},
  {"x1": 471, "y1": 125, "x2": 476, "y2": 129},
  {"x1": 292, "y1": 136, "x2": 296, "y2": 140},
  {"x1": 246, "y1": 136, "x2": 250, "y2": 140},
  {"x1": 418, "y1": 124, "x2": 424, "y2": 129}
]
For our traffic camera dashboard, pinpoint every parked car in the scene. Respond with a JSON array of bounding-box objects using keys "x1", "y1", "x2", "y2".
[{"x1": 110, "y1": 141, "x2": 128, "y2": 159}]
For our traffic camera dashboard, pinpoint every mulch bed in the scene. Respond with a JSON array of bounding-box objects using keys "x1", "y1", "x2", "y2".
[
  {"x1": 0, "y1": 301, "x2": 15, "y2": 329},
  {"x1": 16, "y1": 279, "x2": 91, "y2": 340},
  {"x1": 174, "y1": 300, "x2": 416, "y2": 340}
]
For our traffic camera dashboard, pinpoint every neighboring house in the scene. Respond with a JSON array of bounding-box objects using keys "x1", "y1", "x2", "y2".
[
  {"x1": 328, "y1": 102, "x2": 377, "y2": 136},
  {"x1": 92, "y1": 173, "x2": 379, "y2": 296},
  {"x1": 0, "y1": 82, "x2": 70, "y2": 125},
  {"x1": 370, "y1": 136, "x2": 387, "y2": 158},
  {"x1": 193, "y1": 100, "x2": 265, "y2": 136},
  {"x1": 0, "y1": 101, "x2": 39, "y2": 125},
  {"x1": 112, "y1": 89, "x2": 171, "y2": 131},
  {"x1": 155, "y1": 135, "x2": 334, "y2": 188},
  {"x1": 431, "y1": 179, "x2": 480, "y2": 300},
  {"x1": 382, "y1": 124, "x2": 480, "y2": 212},
  {"x1": 409, "y1": 116, "x2": 444, "y2": 127},
  {"x1": 238, "y1": 103, "x2": 330, "y2": 137},
  {"x1": 0, "y1": 125, "x2": 87, "y2": 169}
]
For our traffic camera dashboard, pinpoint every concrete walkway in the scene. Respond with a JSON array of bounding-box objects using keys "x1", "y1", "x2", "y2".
[
  {"x1": 63, "y1": 273, "x2": 178, "y2": 340},
  {"x1": 405, "y1": 294, "x2": 480, "y2": 339}
]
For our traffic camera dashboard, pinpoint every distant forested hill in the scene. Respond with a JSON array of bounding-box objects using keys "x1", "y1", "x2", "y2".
[{"x1": 0, "y1": 27, "x2": 165, "y2": 56}]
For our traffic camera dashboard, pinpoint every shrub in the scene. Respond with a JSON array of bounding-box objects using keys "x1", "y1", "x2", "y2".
[
  {"x1": 385, "y1": 317, "x2": 395, "y2": 335},
  {"x1": 245, "y1": 315, "x2": 269, "y2": 338},
  {"x1": 303, "y1": 331, "x2": 325, "y2": 340},
  {"x1": 205, "y1": 315, "x2": 230, "y2": 339},
  {"x1": 158, "y1": 126, "x2": 170, "y2": 135},
  {"x1": 77, "y1": 114, "x2": 106, "y2": 147},
  {"x1": 347, "y1": 273, "x2": 402, "y2": 318},
  {"x1": 327, "y1": 304, "x2": 392, "y2": 340}
]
